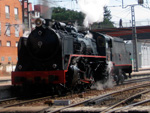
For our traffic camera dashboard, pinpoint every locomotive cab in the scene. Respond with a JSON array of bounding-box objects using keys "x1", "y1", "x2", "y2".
[{"x1": 91, "y1": 32, "x2": 113, "y2": 57}]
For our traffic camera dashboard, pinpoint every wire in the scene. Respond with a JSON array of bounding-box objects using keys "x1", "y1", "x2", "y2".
[
  {"x1": 122, "y1": 9, "x2": 131, "y2": 19},
  {"x1": 137, "y1": 5, "x2": 150, "y2": 13},
  {"x1": 107, "y1": 5, "x2": 122, "y2": 7},
  {"x1": 115, "y1": 0, "x2": 122, "y2": 3},
  {"x1": 109, "y1": 7, "x2": 131, "y2": 21}
]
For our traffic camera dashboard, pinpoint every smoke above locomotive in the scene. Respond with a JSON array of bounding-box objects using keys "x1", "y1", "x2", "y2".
[
  {"x1": 37, "y1": 0, "x2": 109, "y2": 28},
  {"x1": 78, "y1": 0, "x2": 109, "y2": 27}
]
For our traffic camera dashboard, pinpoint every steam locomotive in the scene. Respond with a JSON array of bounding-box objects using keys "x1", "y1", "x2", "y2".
[{"x1": 12, "y1": 18, "x2": 132, "y2": 92}]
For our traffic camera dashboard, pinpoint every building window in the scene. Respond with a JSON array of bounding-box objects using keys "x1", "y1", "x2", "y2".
[
  {"x1": 5, "y1": 6, "x2": 10, "y2": 18},
  {"x1": 6, "y1": 41, "x2": 11, "y2": 47},
  {"x1": 15, "y1": 25, "x2": 19, "y2": 37},
  {"x1": 5, "y1": 23, "x2": 11, "y2": 36},
  {"x1": 0, "y1": 22, "x2": 1, "y2": 35},
  {"x1": 8, "y1": 57, "x2": 11, "y2": 61},
  {"x1": 14, "y1": 8, "x2": 19, "y2": 20},
  {"x1": 1, "y1": 57, "x2": 4, "y2": 61},
  {"x1": 0, "y1": 40, "x2": 1, "y2": 46},
  {"x1": 16, "y1": 41, "x2": 18, "y2": 47}
]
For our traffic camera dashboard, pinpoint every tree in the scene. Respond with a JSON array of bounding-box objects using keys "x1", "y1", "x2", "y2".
[
  {"x1": 91, "y1": 6, "x2": 114, "y2": 29},
  {"x1": 52, "y1": 6, "x2": 114, "y2": 29},
  {"x1": 52, "y1": 7, "x2": 84, "y2": 26}
]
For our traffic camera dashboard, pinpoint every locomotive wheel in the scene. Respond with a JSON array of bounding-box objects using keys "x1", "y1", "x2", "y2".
[
  {"x1": 72, "y1": 84, "x2": 82, "y2": 93},
  {"x1": 71, "y1": 81, "x2": 88, "y2": 93},
  {"x1": 55, "y1": 84, "x2": 67, "y2": 96},
  {"x1": 123, "y1": 71, "x2": 128, "y2": 79},
  {"x1": 120, "y1": 73, "x2": 125, "y2": 84},
  {"x1": 116, "y1": 79, "x2": 119, "y2": 85},
  {"x1": 116, "y1": 70, "x2": 125, "y2": 85}
]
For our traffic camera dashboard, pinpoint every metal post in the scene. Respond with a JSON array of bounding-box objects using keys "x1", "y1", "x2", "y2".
[
  {"x1": 22, "y1": 0, "x2": 24, "y2": 24},
  {"x1": 28, "y1": 3, "x2": 31, "y2": 32},
  {"x1": 131, "y1": 6, "x2": 139, "y2": 71},
  {"x1": 122, "y1": 0, "x2": 124, "y2": 8},
  {"x1": 27, "y1": 0, "x2": 29, "y2": 29},
  {"x1": 22, "y1": 0, "x2": 29, "y2": 31}
]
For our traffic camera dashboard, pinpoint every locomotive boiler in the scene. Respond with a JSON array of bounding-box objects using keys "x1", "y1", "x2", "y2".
[{"x1": 12, "y1": 18, "x2": 132, "y2": 92}]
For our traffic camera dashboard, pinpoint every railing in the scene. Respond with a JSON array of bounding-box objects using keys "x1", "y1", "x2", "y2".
[
  {"x1": 91, "y1": 20, "x2": 150, "y2": 29},
  {"x1": 114, "y1": 20, "x2": 150, "y2": 28}
]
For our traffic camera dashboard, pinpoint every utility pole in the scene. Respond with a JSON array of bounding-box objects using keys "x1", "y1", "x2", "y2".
[
  {"x1": 121, "y1": 0, "x2": 145, "y2": 72},
  {"x1": 131, "y1": 5, "x2": 138, "y2": 71},
  {"x1": 122, "y1": 0, "x2": 124, "y2": 8}
]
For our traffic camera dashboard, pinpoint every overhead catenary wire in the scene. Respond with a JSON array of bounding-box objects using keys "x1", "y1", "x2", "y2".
[{"x1": 108, "y1": 7, "x2": 131, "y2": 22}]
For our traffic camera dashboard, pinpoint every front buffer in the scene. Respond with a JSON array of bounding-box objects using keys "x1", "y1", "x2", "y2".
[{"x1": 12, "y1": 70, "x2": 67, "y2": 85}]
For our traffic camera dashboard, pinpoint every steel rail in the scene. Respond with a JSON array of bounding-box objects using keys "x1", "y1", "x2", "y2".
[
  {"x1": 0, "y1": 95, "x2": 52, "y2": 110},
  {"x1": 0, "y1": 97, "x2": 17, "y2": 103},
  {"x1": 101, "y1": 88, "x2": 150, "y2": 113},
  {"x1": 123, "y1": 76, "x2": 150, "y2": 84},
  {"x1": 45, "y1": 82, "x2": 150, "y2": 113},
  {"x1": 107, "y1": 99, "x2": 150, "y2": 113}
]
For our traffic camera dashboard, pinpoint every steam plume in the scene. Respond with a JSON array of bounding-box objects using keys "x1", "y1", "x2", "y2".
[
  {"x1": 91, "y1": 61, "x2": 114, "y2": 90},
  {"x1": 78, "y1": 0, "x2": 109, "y2": 27}
]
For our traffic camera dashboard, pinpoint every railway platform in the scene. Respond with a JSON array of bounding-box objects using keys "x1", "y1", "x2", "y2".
[
  {"x1": 132, "y1": 70, "x2": 150, "y2": 76},
  {"x1": 0, "y1": 76, "x2": 11, "y2": 86}
]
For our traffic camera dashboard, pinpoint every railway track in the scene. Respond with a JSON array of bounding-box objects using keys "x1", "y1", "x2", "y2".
[
  {"x1": 45, "y1": 82, "x2": 150, "y2": 113},
  {"x1": 0, "y1": 79, "x2": 11, "y2": 83},
  {"x1": 0, "y1": 76, "x2": 150, "y2": 113},
  {"x1": 100, "y1": 88, "x2": 150, "y2": 113},
  {"x1": 123, "y1": 76, "x2": 150, "y2": 84},
  {"x1": 0, "y1": 95, "x2": 52, "y2": 111},
  {"x1": 109, "y1": 98, "x2": 150, "y2": 113}
]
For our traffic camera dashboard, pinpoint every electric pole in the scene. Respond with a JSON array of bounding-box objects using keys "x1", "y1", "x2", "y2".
[
  {"x1": 131, "y1": 5, "x2": 138, "y2": 71},
  {"x1": 121, "y1": 0, "x2": 144, "y2": 72}
]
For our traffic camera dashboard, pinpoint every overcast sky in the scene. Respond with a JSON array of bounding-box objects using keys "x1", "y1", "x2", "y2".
[{"x1": 29, "y1": 0, "x2": 150, "y2": 26}]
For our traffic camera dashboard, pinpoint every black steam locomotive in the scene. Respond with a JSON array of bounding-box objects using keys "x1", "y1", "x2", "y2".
[{"x1": 12, "y1": 18, "x2": 132, "y2": 91}]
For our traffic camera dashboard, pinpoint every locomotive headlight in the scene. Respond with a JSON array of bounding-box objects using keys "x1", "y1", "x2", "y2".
[{"x1": 35, "y1": 18, "x2": 45, "y2": 27}]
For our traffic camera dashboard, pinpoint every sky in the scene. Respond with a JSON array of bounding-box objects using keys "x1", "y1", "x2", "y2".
[{"x1": 28, "y1": 0, "x2": 150, "y2": 27}]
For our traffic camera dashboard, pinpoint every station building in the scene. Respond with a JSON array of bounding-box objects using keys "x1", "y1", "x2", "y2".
[{"x1": 0, "y1": 0, "x2": 23, "y2": 75}]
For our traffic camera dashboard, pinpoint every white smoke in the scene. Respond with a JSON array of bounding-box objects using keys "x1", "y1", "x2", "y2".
[
  {"x1": 91, "y1": 61, "x2": 114, "y2": 90},
  {"x1": 85, "y1": 31, "x2": 93, "y2": 39},
  {"x1": 107, "y1": 61, "x2": 113, "y2": 74},
  {"x1": 16, "y1": 20, "x2": 25, "y2": 33},
  {"x1": 78, "y1": 0, "x2": 109, "y2": 28},
  {"x1": 91, "y1": 82, "x2": 104, "y2": 90},
  {"x1": 23, "y1": 31, "x2": 30, "y2": 37},
  {"x1": 74, "y1": 21, "x2": 79, "y2": 31}
]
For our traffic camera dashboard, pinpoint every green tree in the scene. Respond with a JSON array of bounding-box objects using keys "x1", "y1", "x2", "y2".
[
  {"x1": 52, "y1": 6, "x2": 114, "y2": 29},
  {"x1": 91, "y1": 6, "x2": 114, "y2": 29},
  {"x1": 52, "y1": 7, "x2": 84, "y2": 26}
]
